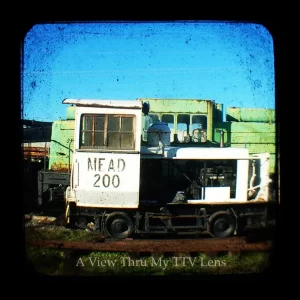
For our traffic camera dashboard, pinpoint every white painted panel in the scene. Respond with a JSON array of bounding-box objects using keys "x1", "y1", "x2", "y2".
[
  {"x1": 186, "y1": 187, "x2": 230, "y2": 202},
  {"x1": 235, "y1": 159, "x2": 249, "y2": 201},
  {"x1": 73, "y1": 152, "x2": 140, "y2": 208},
  {"x1": 204, "y1": 186, "x2": 230, "y2": 201},
  {"x1": 63, "y1": 99, "x2": 142, "y2": 109},
  {"x1": 176, "y1": 147, "x2": 249, "y2": 159},
  {"x1": 75, "y1": 191, "x2": 139, "y2": 208}
]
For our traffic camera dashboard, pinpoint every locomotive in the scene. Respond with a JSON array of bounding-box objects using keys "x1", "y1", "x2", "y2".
[
  {"x1": 62, "y1": 98, "x2": 277, "y2": 239},
  {"x1": 36, "y1": 98, "x2": 276, "y2": 210}
]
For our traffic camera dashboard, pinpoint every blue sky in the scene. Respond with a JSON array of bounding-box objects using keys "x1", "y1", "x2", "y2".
[{"x1": 22, "y1": 21, "x2": 275, "y2": 122}]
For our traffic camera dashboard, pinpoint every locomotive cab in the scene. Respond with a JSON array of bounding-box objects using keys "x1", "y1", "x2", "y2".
[{"x1": 64, "y1": 98, "x2": 142, "y2": 209}]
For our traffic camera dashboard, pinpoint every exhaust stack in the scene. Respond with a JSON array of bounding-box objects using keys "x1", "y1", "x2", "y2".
[{"x1": 217, "y1": 129, "x2": 224, "y2": 148}]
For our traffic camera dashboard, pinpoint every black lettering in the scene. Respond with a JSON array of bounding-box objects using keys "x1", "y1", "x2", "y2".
[
  {"x1": 118, "y1": 159, "x2": 125, "y2": 172},
  {"x1": 112, "y1": 175, "x2": 120, "y2": 188},
  {"x1": 94, "y1": 158, "x2": 97, "y2": 171},
  {"x1": 98, "y1": 158, "x2": 105, "y2": 172},
  {"x1": 93, "y1": 174, "x2": 120, "y2": 188},
  {"x1": 102, "y1": 174, "x2": 110, "y2": 187},
  {"x1": 88, "y1": 158, "x2": 93, "y2": 171},
  {"x1": 108, "y1": 159, "x2": 115, "y2": 172},
  {"x1": 93, "y1": 174, "x2": 100, "y2": 187}
]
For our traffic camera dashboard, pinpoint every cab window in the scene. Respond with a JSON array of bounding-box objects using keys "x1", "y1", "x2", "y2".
[{"x1": 80, "y1": 114, "x2": 135, "y2": 150}]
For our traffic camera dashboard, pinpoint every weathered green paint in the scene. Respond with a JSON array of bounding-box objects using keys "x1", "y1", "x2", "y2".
[
  {"x1": 139, "y1": 98, "x2": 215, "y2": 141},
  {"x1": 66, "y1": 106, "x2": 75, "y2": 120},
  {"x1": 139, "y1": 98, "x2": 215, "y2": 113},
  {"x1": 214, "y1": 121, "x2": 276, "y2": 173},
  {"x1": 50, "y1": 100, "x2": 276, "y2": 174},
  {"x1": 228, "y1": 146, "x2": 276, "y2": 174},
  {"x1": 48, "y1": 120, "x2": 75, "y2": 171},
  {"x1": 215, "y1": 122, "x2": 276, "y2": 143},
  {"x1": 214, "y1": 103, "x2": 224, "y2": 122},
  {"x1": 226, "y1": 107, "x2": 275, "y2": 123}
]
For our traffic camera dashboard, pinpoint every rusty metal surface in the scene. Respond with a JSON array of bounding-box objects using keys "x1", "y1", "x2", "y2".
[
  {"x1": 48, "y1": 165, "x2": 72, "y2": 173},
  {"x1": 23, "y1": 147, "x2": 49, "y2": 157},
  {"x1": 25, "y1": 215, "x2": 57, "y2": 224},
  {"x1": 27, "y1": 237, "x2": 273, "y2": 252},
  {"x1": 48, "y1": 120, "x2": 75, "y2": 171}
]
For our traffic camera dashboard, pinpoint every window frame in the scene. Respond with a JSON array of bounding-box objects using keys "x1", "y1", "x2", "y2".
[
  {"x1": 79, "y1": 114, "x2": 136, "y2": 150},
  {"x1": 191, "y1": 114, "x2": 208, "y2": 132}
]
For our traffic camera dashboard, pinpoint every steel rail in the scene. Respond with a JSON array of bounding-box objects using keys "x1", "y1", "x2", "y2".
[{"x1": 27, "y1": 237, "x2": 273, "y2": 253}]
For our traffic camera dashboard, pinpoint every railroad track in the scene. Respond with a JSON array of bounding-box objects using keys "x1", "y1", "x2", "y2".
[
  {"x1": 25, "y1": 217, "x2": 275, "y2": 277},
  {"x1": 25, "y1": 214, "x2": 274, "y2": 255},
  {"x1": 27, "y1": 236, "x2": 273, "y2": 254}
]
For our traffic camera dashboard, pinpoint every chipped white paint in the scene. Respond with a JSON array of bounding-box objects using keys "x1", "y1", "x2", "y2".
[
  {"x1": 250, "y1": 152, "x2": 271, "y2": 201},
  {"x1": 62, "y1": 98, "x2": 143, "y2": 109},
  {"x1": 71, "y1": 151, "x2": 140, "y2": 208},
  {"x1": 65, "y1": 100, "x2": 142, "y2": 208},
  {"x1": 175, "y1": 147, "x2": 250, "y2": 159},
  {"x1": 187, "y1": 187, "x2": 230, "y2": 202},
  {"x1": 141, "y1": 146, "x2": 250, "y2": 160},
  {"x1": 235, "y1": 158, "x2": 249, "y2": 201}
]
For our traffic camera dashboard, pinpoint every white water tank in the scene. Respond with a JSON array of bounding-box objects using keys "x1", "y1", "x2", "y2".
[{"x1": 147, "y1": 121, "x2": 171, "y2": 147}]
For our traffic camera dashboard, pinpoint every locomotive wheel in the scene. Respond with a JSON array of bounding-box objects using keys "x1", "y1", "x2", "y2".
[
  {"x1": 208, "y1": 211, "x2": 236, "y2": 238},
  {"x1": 105, "y1": 212, "x2": 134, "y2": 239}
]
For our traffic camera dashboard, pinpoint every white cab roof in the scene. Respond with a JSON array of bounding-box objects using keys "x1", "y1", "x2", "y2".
[{"x1": 62, "y1": 98, "x2": 143, "y2": 109}]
